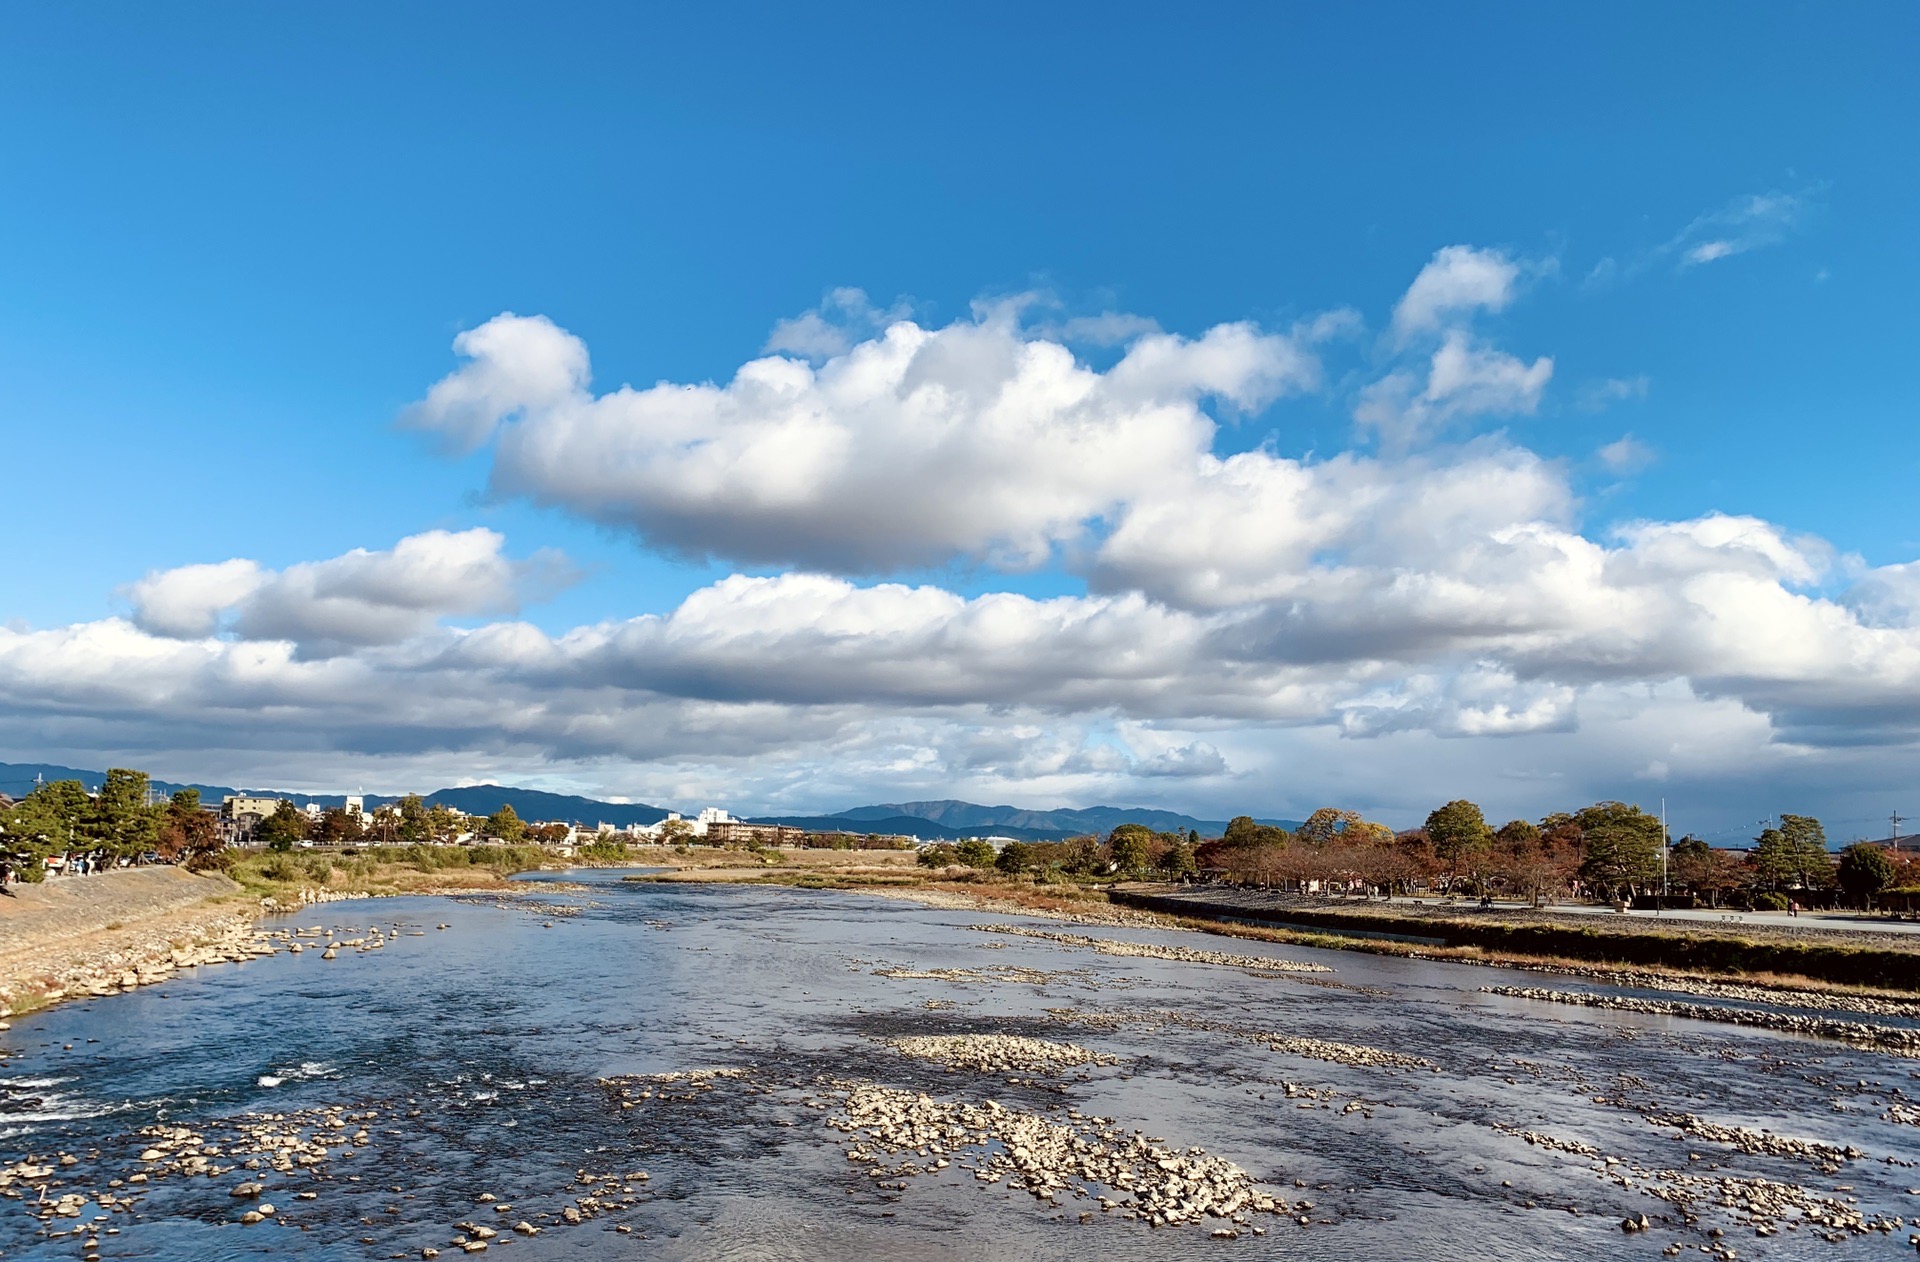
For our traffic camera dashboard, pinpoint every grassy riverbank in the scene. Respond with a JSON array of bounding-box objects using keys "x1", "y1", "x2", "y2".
[{"x1": 222, "y1": 844, "x2": 550, "y2": 903}]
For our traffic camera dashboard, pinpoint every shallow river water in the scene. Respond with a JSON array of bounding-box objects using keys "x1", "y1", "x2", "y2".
[{"x1": 0, "y1": 870, "x2": 1915, "y2": 1261}]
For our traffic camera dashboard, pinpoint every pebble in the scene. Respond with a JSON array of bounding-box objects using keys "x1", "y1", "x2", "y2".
[
  {"x1": 887, "y1": 1034, "x2": 1118, "y2": 1074},
  {"x1": 973, "y1": 925, "x2": 1334, "y2": 973},
  {"x1": 827, "y1": 1080, "x2": 1302, "y2": 1229}
]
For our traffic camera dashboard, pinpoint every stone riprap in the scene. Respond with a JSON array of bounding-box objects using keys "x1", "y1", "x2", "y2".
[{"x1": 1482, "y1": 985, "x2": 1920, "y2": 1056}]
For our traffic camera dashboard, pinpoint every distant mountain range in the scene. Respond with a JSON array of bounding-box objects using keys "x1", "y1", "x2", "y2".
[
  {"x1": 0, "y1": 764, "x2": 672, "y2": 829},
  {"x1": 0, "y1": 763, "x2": 1289, "y2": 841},
  {"x1": 749, "y1": 800, "x2": 1299, "y2": 841}
]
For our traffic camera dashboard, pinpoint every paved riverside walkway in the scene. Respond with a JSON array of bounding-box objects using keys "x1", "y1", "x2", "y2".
[
  {"x1": 1131, "y1": 886, "x2": 1920, "y2": 952},
  {"x1": 1525, "y1": 900, "x2": 1920, "y2": 937}
]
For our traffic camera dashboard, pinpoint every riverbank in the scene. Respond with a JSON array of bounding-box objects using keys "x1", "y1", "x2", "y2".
[
  {"x1": 1110, "y1": 887, "x2": 1920, "y2": 993},
  {"x1": 0, "y1": 868, "x2": 260, "y2": 1018},
  {"x1": 0, "y1": 849, "x2": 549, "y2": 1018},
  {"x1": 625, "y1": 857, "x2": 1920, "y2": 1000}
]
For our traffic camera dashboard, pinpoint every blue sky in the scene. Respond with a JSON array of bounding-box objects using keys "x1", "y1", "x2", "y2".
[{"x1": 2, "y1": 4, "x2": 1916, "y2": 836}]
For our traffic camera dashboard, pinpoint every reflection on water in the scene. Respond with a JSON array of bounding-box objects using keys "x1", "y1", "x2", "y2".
[{"x1": 0, "y1": 869, "x2": 1913, "y2": 1260}]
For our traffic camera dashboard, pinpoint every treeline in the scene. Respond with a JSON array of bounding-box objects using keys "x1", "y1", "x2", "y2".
[
  {"x1": 911, "y1": 800, "x2": 1918, "y2": 912},
  {"x1": 0, "y1": 772, "x2": 576, "y2": 880},
  {"x1": 917, "y1": 825, "x2": 1203, "y2": 881},
  {"x1": 0, "y1": 770, "x2": 220, "y2": 880},
  {"x1": 259, "y1": 799, "x2": 571, "y2": 851},
  {"x1": 1198, "y1": 801, "x2": 1917, "y2": 910}
]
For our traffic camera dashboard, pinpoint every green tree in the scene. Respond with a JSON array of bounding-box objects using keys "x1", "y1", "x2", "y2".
[
  {"x1": 1494, "y1": 819, "x2": 1541, "y2": 851},
  {"x1": 1575, "y1": 801, "x2": 1665, "y2": 898},
  {"x1": 1157, "y1": 838, "x2": 1197, "y2": 879},
  {"x1": 315, "y1": 806, "x2": 365, "y2": 847},
  {"x1": 396, "y1": 794, "x2": 430, "y2": 844},
  {"x1": 995, "y1": 840, "x2": 1034, "y2": 876},
  {"x1": 1425, "y1": 800, "x2": 1493, "y2": 867},
  {"x1": 1221, "y1": 815, "x2": 1288, "y2": 848},
  {"x1": 255, "y1": 801, "x2": 309, "y2": 852},
  {"x1": 427, "y1": 804, "x2": 463, "y2": 842},
  {"x1": 1751, "y1": 828, "x2": 1791, "y2": 888},
  {"x1": 1836, "y1": 843, "x2": 1894, "y2": 908},
  {"x1": 1107, "y1": 824, "x2": 1154, "y2": 875},
  {"x1": 89, "y1": 768, "x2": 160, "y2": 858},
  {"x1": 953, "y1": 838, "x2": 996, "y2": 869},
  {"x1": 1058, "y1": 835, "x2": 1103, "y2": 875},
  {"x1": 1779, "y1": 815, "x2": 1833, "y2": 888},
  {"x1": 484, "y1": 803, "x2": 526, "y2": 844},
  {"x1": 1754, "y1": 817, "x2": 1832, "y2": 890},
  {"x1": 1667, "y1": 836, "x2": 1713, "y2": 892},
  {"x1": 917, "y1": 842, "x2": 960, "y2": 869},
  {"x1": 2, "y1": 779, "x2": 90, "y2": 877}
]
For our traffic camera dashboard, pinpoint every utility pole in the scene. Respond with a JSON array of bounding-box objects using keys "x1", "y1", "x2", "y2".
[
  {"x1": 1661, "y1": 798, "x2": 1669, "y2": 912},
  {"x1": 1892, "y1": 811, "x2": 1905, "y2": 854}
]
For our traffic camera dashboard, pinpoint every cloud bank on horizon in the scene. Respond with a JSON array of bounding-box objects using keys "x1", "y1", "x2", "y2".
[{"x1": 3, "y1": 242, "x2": 1904, "y2": 833}]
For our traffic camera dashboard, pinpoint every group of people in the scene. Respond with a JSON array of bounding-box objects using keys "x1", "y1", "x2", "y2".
[{"x1": 0, "y1": 853, "x2": 125, "y2": 888}]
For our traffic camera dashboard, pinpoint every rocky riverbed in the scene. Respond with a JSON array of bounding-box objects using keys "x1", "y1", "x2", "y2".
[
  {"x1": 2, "y1": 871, "x2": 1918, "y2": 1260},
  {"x1": 885, "y1": 1034, "x2": 1118, "y2": 1074},
  {"x1": 971, "y1": 924, "x2": 1335, "y2": 973},
  {"x1": 1482, "y1": 984, "x2": 1920, "y2": 1056}
]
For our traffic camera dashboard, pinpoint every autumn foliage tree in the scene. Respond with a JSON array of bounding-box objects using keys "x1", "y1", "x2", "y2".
[{"x1": 156, "y1": 789, "x2": 224, "y2": 869}]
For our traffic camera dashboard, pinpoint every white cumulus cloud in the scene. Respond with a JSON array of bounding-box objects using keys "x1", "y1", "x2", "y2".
[
  {"x1": 125, "y1": 529, "x2": 575, "y2": 657},
  {"x1": 1391, "y1": 245, "x2": 1521, "y2": 341},
  {"x1": 401, "y1": 304, "x2": 1325, "y2": 573}
]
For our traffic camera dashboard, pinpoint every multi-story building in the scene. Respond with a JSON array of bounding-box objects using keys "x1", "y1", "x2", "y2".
[{"x1": 220, "y1": 794, "x2": 285, "y2": 844}]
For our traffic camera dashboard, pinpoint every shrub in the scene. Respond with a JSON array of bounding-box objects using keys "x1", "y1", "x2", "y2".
[
  {"x1": 1750, "y1": 891, "x2": 1790, "y2": 911},
  {"x1": 995, "y1": 841, "x2": 1034, "y2": 876},
  {"x1": 187, "y1": 847, "x2": 235, "y2": 875},
  {"x1": 577, "y1": 838, "x2": 630, "y2": 864},
  {"x1": 917, "y1": 843, "x2": 959, "y2": 869},
  {"x1": 953, "y1": 839, "x2": 997, "y2": 869}
]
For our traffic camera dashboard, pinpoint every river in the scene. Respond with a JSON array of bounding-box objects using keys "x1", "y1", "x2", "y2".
[{"x1": 0, "y1": 869, "x2": 1913, "y2": 1260}]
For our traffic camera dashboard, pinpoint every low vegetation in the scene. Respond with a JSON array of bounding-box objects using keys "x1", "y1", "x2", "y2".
[{"x1": 226, "y1": 844, "x2": 550, "y2": 900}]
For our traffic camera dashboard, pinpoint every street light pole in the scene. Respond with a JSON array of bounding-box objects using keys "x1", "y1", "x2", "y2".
[{"x1": 1660, "y1": 798, "x2": 1668, "y2": 912}]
